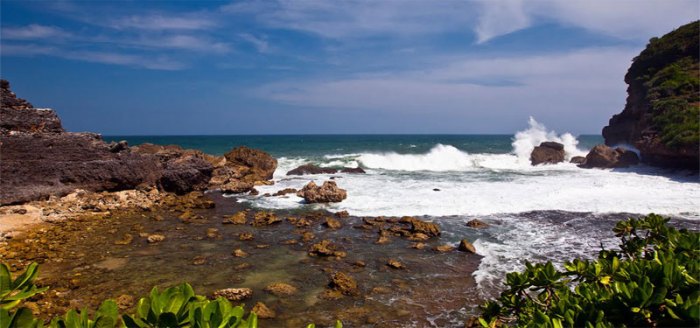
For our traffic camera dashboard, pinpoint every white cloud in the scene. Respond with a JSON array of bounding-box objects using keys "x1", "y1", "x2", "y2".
[
  {"x1": 253, "y1": 47, "x2": 639, "y2": 132},
  {"x1": 474, "y1": 0, "x2": 529, "y2": 43},
  {"x1": 110, "y1": 14, "x2": 216, "y2": 31},
  {"x1": 1, "y1": 24, "x2": 69, "y2": 40},
  {"x1": 239, "y1": 33, "x2": 270, "y2": 53}
]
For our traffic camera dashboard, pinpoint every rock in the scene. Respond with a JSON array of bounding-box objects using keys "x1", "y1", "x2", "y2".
[
  {"x1": 301, "y1": 231, "x2": 315, "y2": 242},
  {"x1": 297, "y1": 181, "x2": 347, "y2": 203},
  {"x1": 147, "y1": 234, "x2": 165, "y2": 243},
  {"x1": 323, "y1": 217, "x2": 342, "y2": 229},
  {"x1": 114, "y1": 233, "x2": 133, "y2": 245},
  {"x1": 157, "y1": 155, "x2": 213, "y2": 194},
  {"x1": 238, "y1": 232, "x2": 254, "y2": 241},
  {"x1": 530, "y1": 141, "x2": 565, "y2": 165},
  {"x1": 569, "y1": 156, "x2": 586, "y2": 164},
  {"x1": 115, "y1": 294, "x2": 134, "y2": 311},
  {"x1": 309, "y1": 240, "x2": 345, "y2": 257},
  {"x1": 466, "y1": 219, "x2": 488, "y2": 229},
  {"x1": 232, "y1": 249, "x2": 248, "y2": 258},
  {"x1": 206, "y1": 228, "x2": 219, "y2": 239},
  {"x1": 264, "y1": 283, "x2": 298, "y2": 296},
  {"x1": 222, "y1": 211, "x2": 247, "y2": 224},
  {"x1": 219, "y1": 180, "x2": 255, "y2": 194},
  {"x1": 212, "y1": 288, "x2": 252, "y2": 301},
  {"x1": 340, "y1": 167, "x2": 366, "y2": 174},
  {"x1": 286, "y1": 164, "x2": 337, "y2": 175},
  {"x1": 458, "y1": 239, "x2": 477, "y2": 253},
  {"x1": 192, "y1": 256, "x2": 207, "y2": 265},
  {"x1": 411, "y1": 242, "x2": 426, "y2": 250},
  {"x1": 387, "y1": 259, "x2": 405, "y2": 269},
  {"x1": 108, "y1": 140, "x2": 129, "y2": 153},
  {"x1": 272, "y1": 188, "x2": 297, "y2": 196},
  {"x1": 407, "y1": 232, "x2": 429, "y2": 241},
  {"x1": 252, "y1": 211, "x2": 281, "y2": 226},
  {"x1": 328, "y1": 271, "x2": 359, "y2": 296},
  {"x1": 251, "y1": 302, "x2": 276, "y2": 319},
  {"x1": 399, "y1": 216, "x2": 440, "y2": 237},
  {"x1": 434, "y1": 244, "x2": 454, "y2": 252},
  {"x1": 223, "y1": 146, "x2": 277, "y2": 182},
  {"x1": 601, "y1": 21, "x2": 699, "y2": 170},
  {"x1": 579, "y1": 145, "x2": 640, "y2": 169},
  {"x1": 335, "y1": 210, "x2": 350, "y2": 218},
  {"x1": 433, "y1": 188, "x2": 441, "y2": 191}
]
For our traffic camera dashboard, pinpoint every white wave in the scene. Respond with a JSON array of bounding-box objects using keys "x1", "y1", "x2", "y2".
[
  {"x1": 357, "y1": 144, "x2": 478, "y2": 171},
  {"x1": 512, "y1": 117, "x2": 586, "y2": 162}
]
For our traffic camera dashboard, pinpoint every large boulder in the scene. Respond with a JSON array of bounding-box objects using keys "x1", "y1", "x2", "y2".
[
  {"x1": 131, "y1": 144, "x2": 214, "y2": 194},
  {"x1": 286, "y1": 164, "x2": 337, "y2": 175},
  {"x1": 579, "y1": 145, "x2": 640, "y2": 169},
  {"x1": 297, "y1": 181, "x2": 347, "y2": 203},
  {"x1": 530, "y1": 141, "x2": 565, "y2": 165},
  {"x1": 223, "y1": 146, "x2": 277, "y2": 182},
  {"x1": 0, "y1": 80, "x2": 63, "y2": 134}
]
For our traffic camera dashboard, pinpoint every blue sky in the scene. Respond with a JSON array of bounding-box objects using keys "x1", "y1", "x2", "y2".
[{"x1": 1, "y1": 0, "x2": 697, "y2": 135}]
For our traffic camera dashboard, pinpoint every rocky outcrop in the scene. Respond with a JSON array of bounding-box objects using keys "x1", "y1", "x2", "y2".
[
  {"x1": 297, "y1": 181, "x2": 347, "y2": 203},
  {"x1": 602, "y1": 21, "x2": 699, "y2": 169},
  {"x1": 131, "y1": 144, "x2": 214, "y2": 195},
  {"x1": 286, "y1": 164, "x2": 337, "y2": 175},
  {"x1": 1, "y1": 80, "x2": 63, "y2": 133},
  {"x1": 208, "y1": 146, "x2": 277, "y2": 193},
  {"x1": 530, "y1": 142, "x2": 565, "y2": 165},
  {"x1": 578, "y1": 145, "x2": 640, "y2": 169}
]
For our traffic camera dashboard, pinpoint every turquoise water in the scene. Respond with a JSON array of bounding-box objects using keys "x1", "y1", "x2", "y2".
[{"x1": 105, "y1": 134, "x2": 604, "y2": 157}]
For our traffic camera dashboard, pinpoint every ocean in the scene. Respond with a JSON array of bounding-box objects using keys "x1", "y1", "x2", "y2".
[{"x1": 106, "y1": 118, "x2": 700, "y2": 293}]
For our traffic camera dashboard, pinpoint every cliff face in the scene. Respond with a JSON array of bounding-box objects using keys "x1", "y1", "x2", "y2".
[{"x1": 602, "y1": 21, "x2": 699, "y2": 169}]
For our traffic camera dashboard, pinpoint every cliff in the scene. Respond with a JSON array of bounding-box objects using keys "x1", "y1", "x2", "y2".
[{"x1": 602, "y1": 21, "x2": 699, "y2": 169}]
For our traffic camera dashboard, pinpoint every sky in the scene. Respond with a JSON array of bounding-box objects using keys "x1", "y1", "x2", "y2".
[{"x1": 1, "y1": 0, "x2": 698, "y2": 135}]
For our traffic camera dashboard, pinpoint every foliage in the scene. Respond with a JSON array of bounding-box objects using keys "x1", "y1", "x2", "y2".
[
  {"x1": 0, "y1": 262, "x2": 48, "y2": 311},
  {"x1": 478, "y1": 214, "x2": 700, "y2": 327},
  {"x1": 51, "y1": 300, "x2": 119, "y2": 328},
  {"x1": 629, "y1": 20, "x2": 699, "y2": 149}
]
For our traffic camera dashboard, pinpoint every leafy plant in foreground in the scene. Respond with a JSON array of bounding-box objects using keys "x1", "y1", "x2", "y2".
[{"x1": 478, "y1": 214, "x2": 700, "y2": 327}]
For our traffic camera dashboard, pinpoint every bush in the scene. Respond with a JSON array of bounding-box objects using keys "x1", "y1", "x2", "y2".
[{"x1": 477, "y1": 214, "x2": 700, "y2": 327}]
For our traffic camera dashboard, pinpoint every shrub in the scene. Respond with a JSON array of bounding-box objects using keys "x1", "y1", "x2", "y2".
[{"x1": 477, "y1": 214, "x2": 700, "y2": 327}]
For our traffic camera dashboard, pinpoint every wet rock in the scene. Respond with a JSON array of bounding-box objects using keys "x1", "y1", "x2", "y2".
[
  {"x1": 286, "y1": 164, "x2": 337, "y2": 176},
  {"x1": 272, "y1": 188, "x2": 297, "y2": 196},
  {"x1": 458, "y1": 239, "x2": 477, "y2": 253},
  {"x1": 115, "y1": 294, "x2": 134, "y2": 311},
  {"x1": 353, "y1": 261, "x2": 366, "y2": 267},
  {"x1": 252, "y1": 211, "x2": 281, "y2": 226},
  {"x1": 579, "y1": 145, "x2": 640, "y2": 168},
  {"x1": 251, "y1": 302, "x2": 276, "y2": 319},
  {"x1": 264, "y1": 282, "x2": 298, "y2": 297},
  {"x1": 238, "y1": 232, "x2": 254, "y2": 241},
  {"x1": 376, "y1": 234, "x2": 391, "y2": 244},
  {"x1": 301, "y1": 231, "x2": 315, "y2": 243},
  {"x1": 399, "y1": 216, "x2": 440, "y2": 237},
  {"x1": 530, "y1": 141, "x2": 565, "y2": 165},
  {"x1": 255, "y1": 244, "x2": 270, "y2": 249},
  {"x1": 249, "y1": 188, "x2": 259, "y2": 196},
  {"x1": 146, "y1": 234, "x2": 165, "y2": 243},
  {"x1": 287, "y1": 216, "x2": 311, "y2": 228},
  {"x1": 192, "y1": 256, "x2": 207, "y2": 265},
  {"x1": 466, "y1": 219, "x2": 488, "y2": 229},
  {"x1": 323, "y1": 217, "x2": 342, "y2": 229},
  {"x1": 434, "y1": 244, "x2": 455, "y2": 252},
  {"x1": 407, "y1": 232, "x2": 429, "y2": 241},
  {"x1": 222, "y1": 211, "x2": 247, "y2": 225},
  {"x1": 411, "y1": 242, "x2": 426, "y2": 250},
  {"x1": 220, "y1": 180, "x2": 255, "y2": 194},
  {"x1": 114, "y1": 233, "x2": 133, "y2": 245},
  {"x1": 387, "y1": 259, "x2": 405, "y2": 269},
  {"x1": 232, "y1": 249, "x2": 248, "y2": 258},
  {"x1": 297, "y1": 181, "x2": 347, "y2": 203},
  {"x1": 335, "y1": 210, "x2": 350, "y2": 218},
  {"x1": 328, "y1": 271, "x2": 359, "y2": 296},
  {"x1": 570, "y1": 156, "x2": 586, "y2": 164},
  {"x1": 309, "y1": 240, "x2": 345, "y2": 258},
  {"x1": 206, "y1": 228, "x2": 219, "y2": 239},
  {"x1": 212, "y1": 288, "x2": 252, "y2": 301},
  {"x1": 234, "y1": 263, "x2": 251, "y2": 271},
  {"x1": 433, "y1": 188, "x2": 441, "y2": 191},
  {"x1": 340, "y1": 167, "x2": 366, "y2": 174}
]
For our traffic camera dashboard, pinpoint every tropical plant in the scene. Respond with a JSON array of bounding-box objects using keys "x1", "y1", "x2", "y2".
[
  {"x1": 1, "y1": 262, "x2": 48, "y2": 310},
  {"x1": 477, "y1": 214, "x2": 700, "y2": 327},
  {"x1": 50, "y1": 300, "x2": 120, "y2": 328}
]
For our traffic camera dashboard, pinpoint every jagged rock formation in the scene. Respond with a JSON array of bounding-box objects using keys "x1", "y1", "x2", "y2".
[
  {"x1": 578, "y1": 145, "x2": 640, "y2": 169},
  {"x1": 297, "y1": 181, "x2": 347, "y2": 203},
  {"x1": 602, "y1": 21, "x2": 699, "y2": 169},
  {"x1": 0, "y1": 80, "x2": 275, "y2": 204}
]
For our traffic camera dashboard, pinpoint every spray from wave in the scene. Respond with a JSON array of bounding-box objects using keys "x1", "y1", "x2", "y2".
[
  {"x1": 356, "y1": 117, "x2": 586, "y2": 172},
  {"x1": 512, "y1": 117, "x2": 586, "y2": 162}
]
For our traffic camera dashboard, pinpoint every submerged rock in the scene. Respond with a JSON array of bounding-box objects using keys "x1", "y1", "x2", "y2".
[
  {"x1": 323, "y1": 217, "x2": 342, "y2": 229},
  {"x1": 328, "y1": 271, "x2": 359, "y2": 296},
  {"x1": 264, "y1": 282, "x2": 298, "y2": 297},
  {"x1": 530, "y1": 141, "x2": 565, "y2": 165},
  {"x1": 146, "y1": 234, "x2": 165, "y2": 243},
  {"x1": 297, "y1": 181, "x2": 347, "y2": 203},
  {"x1": 212, "y1": 288, "x2": 252, "y2": 301},
  {"x1": 340, "y1": 167, "x2": 366, "y2": 174},
  {"x1": 222, "y1": 211, "x2": 247, "y2": 225},
  {"x1": 466, "y1": 219, "x2": 488, "y2": 229},
  {"x1": 387, "y1": 259, "x2": 405, "y2": 269},
  {"x1": 434, "y1": 244, "x2": 455, "y2": 253},
  {"x1": 252, "y1": 211, "x2": 281, "y2": 226},
  {"x1": 251, "y1": 302, "x2": 276, "y2": 319},
  {"x1": 309, "y1": 240, "x2": 346, "y2": 258},
  {"x1": 272, "y1": 188, "x2": 297, "y2": 196}
]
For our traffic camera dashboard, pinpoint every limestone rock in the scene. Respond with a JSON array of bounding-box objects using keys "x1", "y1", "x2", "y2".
[{"x1": 297, "y1": 181, "x2": 347, "y2": 203}]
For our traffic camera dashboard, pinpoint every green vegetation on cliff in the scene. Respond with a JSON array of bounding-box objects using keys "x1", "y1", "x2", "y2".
[
  {"x1": 477, "y1": 214, "x2": 700, "y2": 327},
  {"x1": 630, "y1": 21, "x2": 699, "y2": 149}
]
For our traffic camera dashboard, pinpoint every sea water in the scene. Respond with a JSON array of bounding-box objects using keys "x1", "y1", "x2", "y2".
[{"x1": 107, "y1": 118, "x2": 700, "y2": 294}]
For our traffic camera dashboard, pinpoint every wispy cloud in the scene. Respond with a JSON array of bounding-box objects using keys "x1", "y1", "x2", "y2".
[
  {"x1": 239, "y1": 33, "x2": 270, "y2": 53},
  {"x1": 474, "y1": 0, "x2": 529, "y2": 44},
  {"x1": 1, "y1": 24, "x2": 69, "y2": 40},
  {"x1": 109, "y1": 14, "x2": 216, "y2": 31}
]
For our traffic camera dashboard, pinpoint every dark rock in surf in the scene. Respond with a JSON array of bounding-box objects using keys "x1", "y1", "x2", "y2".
[
  {"x1": 569, "y1": 156, "x2": 586, "y2": 164},
  {"x1": 287, "y1": 164, "x2": 338, "y2": 176},
  {"x1": 340, "y1": 167, "x2": 366, "y2": 174},
  {"x1": 530, "y1": 141, "x2": 565, "y2": 165},
  {"x1": 579, "y1": 145, "x2": 640, "y2": 169}
]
